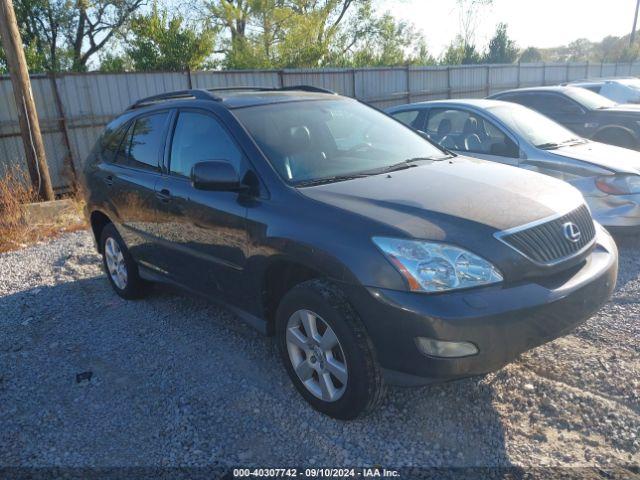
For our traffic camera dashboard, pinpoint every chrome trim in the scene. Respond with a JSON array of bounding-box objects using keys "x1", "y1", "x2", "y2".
[{"x1": 493, "y1": 205, "x2": 597, "y2": 267}]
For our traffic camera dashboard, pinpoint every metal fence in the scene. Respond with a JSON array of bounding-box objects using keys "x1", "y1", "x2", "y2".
[{"x1": 2, "y1": 60, "x2": 640, "y2": 191}]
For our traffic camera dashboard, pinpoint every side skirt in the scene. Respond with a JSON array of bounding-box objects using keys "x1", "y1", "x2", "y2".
[{"x1": 138, "y1": 265, "x2": 269, "y2": 336}]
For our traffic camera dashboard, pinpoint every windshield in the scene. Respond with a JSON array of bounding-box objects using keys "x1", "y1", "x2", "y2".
[
  {"x1": 488, "y1": 103, "x2": 580, "y2": 148},
  {"x1": 233, "y1": 99, "x2": 447, "y2": 185},
  {"x1": 563, "y1": 87, "x2": 617, "y2": 109}
]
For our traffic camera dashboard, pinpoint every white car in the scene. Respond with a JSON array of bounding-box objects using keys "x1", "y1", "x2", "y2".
[{"x1": 568, "y1": 78, "x2": 640, "y2": 104}]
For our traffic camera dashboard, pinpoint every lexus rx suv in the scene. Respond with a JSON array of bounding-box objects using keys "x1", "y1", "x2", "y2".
[{"x1": 82, "y1": 86, "x2": 618, "y2": 419}]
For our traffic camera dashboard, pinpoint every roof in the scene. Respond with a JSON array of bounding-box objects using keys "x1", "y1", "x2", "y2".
[
  {"x1": 489, "y1": 85, "x2": 579, "y2": 97},
  {"x1": 568, "y1": 77, "x2": 636, "y2": 85},
  {"x1": 386, "y1": 98, "x2": 509, "y2": 112},
  {"x1": 126, "y1": 86, "x2": 340, "y2": 111},
  {"x1": 217, "y1": 90, "x2": 338, "y2": 108}
]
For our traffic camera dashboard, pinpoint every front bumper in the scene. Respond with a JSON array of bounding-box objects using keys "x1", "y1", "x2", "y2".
[{"x1": 345, "y1": 227, "x2": 618, "y2": 386}]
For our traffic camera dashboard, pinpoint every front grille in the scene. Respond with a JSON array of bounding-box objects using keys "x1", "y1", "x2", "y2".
[{"x1": 496, "y1": 204, "x2": 596, "y2": 265}]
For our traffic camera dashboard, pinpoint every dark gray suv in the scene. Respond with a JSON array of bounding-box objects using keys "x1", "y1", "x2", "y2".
[{"x1": 82, "y1": 86, "x2": 618, "y2": 419}]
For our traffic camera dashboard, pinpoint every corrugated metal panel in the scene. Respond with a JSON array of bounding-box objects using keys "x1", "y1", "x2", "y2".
[
  {"x1": 488, "y1": 64, "x2": 518, "y2": 95},
  {"x1": 282, "y1": 68, "x2": 354, "y2": 96},
  {"x1": 410, "y1": 67, "x2": 449, "y2": 99},
  {"x1": 449, "y1": 65, "x2": 488, "y2": 98},
  {"x1": 356, "y1": 67, "x2": 408, "y2": 102},
  {"x1": 192, "y1": 70, "x2": 280, "y2": 89},
  {"x1": 568, "y1": 63, "x2": 589, "y2": 81},
  {"x1": 544, "y1": 63, "x2": 569, "y2": 84},
  {"x1": 519, "y1": 63, "x2": 545, "y2": 86}
]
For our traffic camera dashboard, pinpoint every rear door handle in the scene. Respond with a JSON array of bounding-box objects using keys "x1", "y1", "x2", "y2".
[
  {"x1": 156, "y1": 188, "x2": 171, "y2": 202},
  {"x1": 103, "y1": 175, "x2": 114, "y2": 187}
]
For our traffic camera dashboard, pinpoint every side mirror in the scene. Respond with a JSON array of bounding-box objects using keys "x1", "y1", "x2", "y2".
[{"x1": 191, "y1": 161, "x2": 242, "y2": 191}]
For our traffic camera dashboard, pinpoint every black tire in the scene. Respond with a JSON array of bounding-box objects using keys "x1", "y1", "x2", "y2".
[
  {"x1": 275, "y1": 279, "x2": 385, "y2": 419},
  {"x1": 100, "y1": 223, "x2": 148, "y2": 299},
  {"x1": 594, "y1": 128, "x2": 638, "y2": 149}
]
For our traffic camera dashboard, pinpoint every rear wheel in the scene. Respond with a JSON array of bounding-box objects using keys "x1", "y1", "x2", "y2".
[
  {"x1": 100, "y1": 223, "x2": 148, "y2": 299},
  {"x1": 276, "y1": 279, "x2": 385, "y2": 419}
]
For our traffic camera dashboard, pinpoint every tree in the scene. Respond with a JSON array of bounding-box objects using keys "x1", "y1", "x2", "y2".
[
  {"x1": 10, "y1": 0, "x2": 145, "y2": 71},
  {"x1": 567, "y1": 38, "x2": 592, "y2": 61},
  {"x1": 125, "y1": 4, "x2": 216, "y2": 71},
  {"x1": 329, "y1": 8, "x2": 434, "y2": 67},
  {"x1": 205, "y1": 0, "x2": 364, "y2": 68},
  {"x1": 441, "y1": 35, "x2": 481, "y2": 64},
  {"x1": 519, "y1": 46, "x2": 542, "y2": 63},
  {"x1": 456, "y1": 0, "x2": 493, "y2": 47},
  {"x1": 484, "y1": 22, "x2": 517, "y2": 63}
]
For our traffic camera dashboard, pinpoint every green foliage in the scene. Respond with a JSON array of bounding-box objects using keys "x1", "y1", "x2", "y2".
[
  {"x1": 205, "y1": 0, "x2": 433, "y2": 69},
  {"x1": 441, "y1": 35, "x2": 482, "y2": 65},
  {"x1": 126, "y1": 4, "x2": 217, "y2": 71},
  {"x1": 519, "y1": 46, "x2": 542, "y2": 63},
  {"x1": 7, "y1": 0, "x2": 144, "y2": 72},
  {"x1": 330, "y1": 8, "x2": 435, "y2": 67},
  {"x1": 484, "y1": 23, "x2": 517, "y2": 64},
  {"x1": 99, "y1": 52, "x2": 134, "y2": 72}
]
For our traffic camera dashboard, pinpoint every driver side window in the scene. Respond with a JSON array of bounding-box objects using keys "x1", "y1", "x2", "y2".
[
  {"x1": 425, "y1": 108, "x2": 518, "y2": 158},
  {"x1": 169, "y1": 111, "x2": 242, "y2": 178}
]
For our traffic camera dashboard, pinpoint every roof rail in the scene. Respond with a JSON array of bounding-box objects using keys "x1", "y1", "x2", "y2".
[
  {"x1": 279, "y1": 85, "x2": 337, "y2": 95},
  {"x1": 127, "y1": 89, "x2": 220, "y2": 110},
  {"x1": 207, "y1": 85, "x2": 337, "y2": 95},
  {"x1": 206, "y1": 86, "x2": 275, "y2": 93},
  {"x1": 126, "y1": 85, "x2": 337, "y2": 110}
]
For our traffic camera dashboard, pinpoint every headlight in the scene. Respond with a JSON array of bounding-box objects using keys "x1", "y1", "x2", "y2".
[
  {"x1": 595, "y1": 174, "x2": 640, "y2": 195},
  {"x1": 372, "y1": 237, "x2": 503, "y2": 293}
]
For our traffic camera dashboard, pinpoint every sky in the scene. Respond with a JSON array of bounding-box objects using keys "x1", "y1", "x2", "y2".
[{"x1": 378, "y1": 0, "x2": 639, "y2": 56}]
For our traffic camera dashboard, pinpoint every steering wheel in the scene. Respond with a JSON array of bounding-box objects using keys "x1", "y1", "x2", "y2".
[{"x1": 345, "y1": 142, "x2": 374, "y2": 154}]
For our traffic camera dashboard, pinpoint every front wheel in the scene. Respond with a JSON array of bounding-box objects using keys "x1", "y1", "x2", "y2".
[{"x1": 276, "y1": 279, "x2": 385, "y2": 419}]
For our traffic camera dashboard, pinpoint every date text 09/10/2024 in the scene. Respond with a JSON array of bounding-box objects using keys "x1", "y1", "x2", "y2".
[{"x1": 232, "y1": 467, "x2": 400, "y2": 478}]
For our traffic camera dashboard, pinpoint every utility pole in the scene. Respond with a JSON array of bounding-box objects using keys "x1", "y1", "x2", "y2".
[
  {"x1": 631, "y1": 0, "x2": 640, "y2": 46},
  {"x1": 0, "y1": 0, "x2": 54, "y2": 200}
]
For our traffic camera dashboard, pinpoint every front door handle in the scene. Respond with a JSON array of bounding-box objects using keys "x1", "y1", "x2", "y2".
[{"x1": 156, "y1": 188, "x2": 171, "y2": 202}]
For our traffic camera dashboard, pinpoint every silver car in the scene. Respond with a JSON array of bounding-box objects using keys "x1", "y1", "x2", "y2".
[
  {"x1": 386, "y1": 99, "x2": 640, "y2": 229},
  {"x1": 566, "y1": 78, "x2": 640, "y2": 104}
]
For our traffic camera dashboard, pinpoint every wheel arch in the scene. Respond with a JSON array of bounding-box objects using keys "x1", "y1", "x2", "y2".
[
  {"x1": 260, "y1": 257, "x2": 329, "y2": 335},
  {"x1": 592, "y1": 125, "x2": 638, "y2": 147},
  {"x1": 89, "y1": 210, "x2": 113, "y2": 253}
]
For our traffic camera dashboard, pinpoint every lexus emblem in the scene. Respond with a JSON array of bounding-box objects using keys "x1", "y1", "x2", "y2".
[{"x1": 563, "y1": 222, "x2": 581, "y2": 243}]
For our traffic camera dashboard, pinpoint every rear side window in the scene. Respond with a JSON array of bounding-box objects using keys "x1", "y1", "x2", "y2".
[
  {"x1": 169, "y1": 111, "x2": 242, "y2": 178},
  {"x1": 125, "y1": 112, "x2": 170, "y2": 171},
  {"x1": 101, "y1": 123, "x2": 129, "y2": 162}
]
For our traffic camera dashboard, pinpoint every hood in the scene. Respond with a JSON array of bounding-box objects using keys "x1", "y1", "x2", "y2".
[
  {"x1": 299, "y1": 156, "x2": 584, "y2": 237},
  {"x1": 550, "y1": 141, "x2": 640, "y2": 175}
]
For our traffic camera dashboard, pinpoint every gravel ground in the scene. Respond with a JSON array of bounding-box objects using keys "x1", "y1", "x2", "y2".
[{"x1": 0, "y1": 230, "x2": 638, "y2": 474}]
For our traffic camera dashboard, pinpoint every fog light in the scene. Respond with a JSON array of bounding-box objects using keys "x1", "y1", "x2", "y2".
[{"x1": 415, "y1": 337, "x2": 478, "y2": 358}]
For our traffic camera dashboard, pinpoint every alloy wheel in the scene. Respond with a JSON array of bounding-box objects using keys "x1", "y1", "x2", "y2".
[
  {"x1": 285, "y1": 309, "x2": 348, "y2": 402},
  {"x1": 105, "y1": 237, "x2": 128, "y2": 290}
]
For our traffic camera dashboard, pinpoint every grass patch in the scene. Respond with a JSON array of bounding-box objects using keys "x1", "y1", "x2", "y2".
[{"x1": 0, "y1": 167, "x2": 87, "y2": 254}]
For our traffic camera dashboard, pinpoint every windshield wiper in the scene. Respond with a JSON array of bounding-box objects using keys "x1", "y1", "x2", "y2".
[
  {"x1": 295, "y1": 155, "x2": 451, "y2": 186},
  {"x1": 295, "y1": 174, "x2": 369, "y2": 187},
  {"x1": 536, "y1": 138, "x2": 585, "y2": 150},
  {"x1": 535, "y1": 142, "x2": 560, "y2": 150}
]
